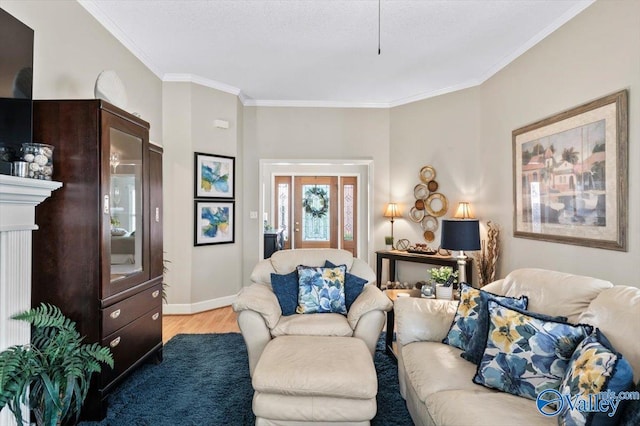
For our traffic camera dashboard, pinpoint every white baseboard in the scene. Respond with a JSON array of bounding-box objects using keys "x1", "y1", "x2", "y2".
[{"x1": 163, "y1": 294, "x2": 237, "y2": 315}]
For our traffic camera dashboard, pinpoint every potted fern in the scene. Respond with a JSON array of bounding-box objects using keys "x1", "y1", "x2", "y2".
[{"x1": 0, "y1": 303, "x2": 113, "y2": 426}]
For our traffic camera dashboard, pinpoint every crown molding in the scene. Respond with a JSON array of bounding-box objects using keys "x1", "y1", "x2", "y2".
[
  {"x1": 77, "y1": 0, "x2": 164, "y2": 78},
  {"x1": 81, "y1": 0, "x2": 594, "y2": 110},
  {"x1": 162, "y1": 73, "x2": 244, "y2": 97},
  {"x1": 475, "y1": 0, "x2": 595, "y2": 87},
  {"x1": 243, "y1": 99, "x2": 390, "y2": 109},
  {"x1": 388, "y1": 79, "x2": 483, "y2": 108}
]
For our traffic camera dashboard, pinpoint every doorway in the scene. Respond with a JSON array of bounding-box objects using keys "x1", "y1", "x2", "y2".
[
  {"x1": 261, "y1": 159, "x2": 372, "y2": 261},
  {"x1": 274, "y1": 175, "x2": 358, "y2": 256}
]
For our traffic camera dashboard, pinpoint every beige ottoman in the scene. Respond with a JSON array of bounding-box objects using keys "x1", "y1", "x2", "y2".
[{"x1": 252, "y1": 335, "x2": 378, "y2": 425}]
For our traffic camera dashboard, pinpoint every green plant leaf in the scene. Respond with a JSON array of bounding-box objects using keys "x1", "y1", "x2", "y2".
[{"x1": 1, "y1": 303, "x2": 115, "y2": 425}]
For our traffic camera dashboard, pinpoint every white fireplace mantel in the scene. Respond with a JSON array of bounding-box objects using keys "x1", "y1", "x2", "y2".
[{"x1": 0, "y1": 175, "x2": 62, "y2": 425}]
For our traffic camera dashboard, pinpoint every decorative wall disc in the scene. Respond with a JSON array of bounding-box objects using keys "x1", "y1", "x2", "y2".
[
  {"x1": 425, "y1": 193, "x2": 448, "y2": 217},
  {"x1": 396, "y1": 238, "x2": 410, "y2": 250},
  {"x1": 409, "y1": 207, "x2": 425, "y2": 223},
  {"x1": 419, "y1": 166, "x2": 436, "y2": 183},
  {"x1": 427, "y1": 180, "x2": 439, "y2": 192},
  {"x1": 423, "y1": 230, "x2": 435, "y2": 242},
  {"x1": 414, "y1": 199, "x2": 425, "y2": 210},
  {"x1": 413, "y1": 183, "x2": 429, "y2": 200},
  {"x1": 420, "y1": 215, "x2": 438, "y2": 232}
]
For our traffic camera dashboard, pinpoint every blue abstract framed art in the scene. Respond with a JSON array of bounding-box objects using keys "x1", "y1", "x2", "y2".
[
  {"x1": 194, "y1": 152, "x2": 235, "y2": 199},
  {"x1": 194, "y1": 200, "x2": 235, "y2": 246}
]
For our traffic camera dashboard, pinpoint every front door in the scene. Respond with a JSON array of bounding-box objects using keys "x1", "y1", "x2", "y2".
[{"x1": 294, "y1": 176, "x2": 338, "y2": 249}]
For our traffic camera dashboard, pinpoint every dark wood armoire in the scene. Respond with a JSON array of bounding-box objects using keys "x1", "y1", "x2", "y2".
[{"x1": 32, "y1": 99, "x2": 163, "y2": 420}]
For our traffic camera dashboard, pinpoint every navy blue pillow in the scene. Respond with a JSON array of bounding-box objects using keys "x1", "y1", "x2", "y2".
[
  {"x1": 270, "y1": 271, "x2": 299, "y2": 316},
  {"x1": 324, "y1": 260, "x2": 368, "y2": 310},
  {"x1": 460, "y1": 288, "x2": 529, "y2": 365}
]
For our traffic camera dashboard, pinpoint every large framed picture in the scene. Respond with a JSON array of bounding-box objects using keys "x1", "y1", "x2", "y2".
[
  {"x1": 513, "y1": 90, "x2": 628, "y2": 251},
  {"x1": 194, "y1": 152, "x2": 235, "y2": 199},
  {"x1": 194, "y1": 200, "x2": 235, "y2": 246}
]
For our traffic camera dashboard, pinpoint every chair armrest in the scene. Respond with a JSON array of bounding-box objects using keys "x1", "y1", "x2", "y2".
[
  {"x1": 395, "y1": 297, "x2": 458, "y2": 346},
  {"x1": 232, "y1": 283, "x2": 282, "y2": 329},
  {"x1": 347, "y1": 285, "x2": 392, "y2": 329}
]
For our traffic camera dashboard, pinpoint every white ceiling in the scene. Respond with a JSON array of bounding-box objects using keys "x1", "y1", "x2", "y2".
[{"x1": 78, "y1": 0, "x2": 594, "y2": 108}]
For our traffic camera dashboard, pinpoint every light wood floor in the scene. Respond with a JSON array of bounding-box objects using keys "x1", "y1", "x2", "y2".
[{"x1": 162, "y1": 305, "x2": 239, "y2": 343}]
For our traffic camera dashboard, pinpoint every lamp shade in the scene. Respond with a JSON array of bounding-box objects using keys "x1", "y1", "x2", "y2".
[
  {"x1": 453, "y1": 202, "x2": 475, "y2": 219},
  {"x1": 384, "y1": 203, "x2": 401, "y2": 218},
  {"x1": 440, "y1": 219, "x2": 481, "y2": 251}
]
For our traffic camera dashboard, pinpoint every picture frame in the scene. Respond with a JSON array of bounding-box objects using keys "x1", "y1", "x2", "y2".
[
  {"x1": 513, "y1": 90, "x2": 628, "y2": 251},
  {"x1": 194, "y1": 200, "x2": 235, "y2": 246},
  {"x1": 194, "y1": 152, "x2": 235, "y2": 199}
]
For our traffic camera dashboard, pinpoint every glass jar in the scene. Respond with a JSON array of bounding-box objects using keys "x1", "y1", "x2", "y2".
[
  {"x1": 21, "y1": 142, "x2": 54, "y2": 180},
  {"x1": 421, "y1": 281, "x2": 435, "y2": 298}
]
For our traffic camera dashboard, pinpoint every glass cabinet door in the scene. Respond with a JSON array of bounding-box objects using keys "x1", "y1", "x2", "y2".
[{"x1": 109, "y1": 127, "x2": 144, "y2": 284}]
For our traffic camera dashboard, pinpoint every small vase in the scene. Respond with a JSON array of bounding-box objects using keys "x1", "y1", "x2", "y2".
[{"x1": 435, "y1": 284, "x2": 453, "y2": 300}]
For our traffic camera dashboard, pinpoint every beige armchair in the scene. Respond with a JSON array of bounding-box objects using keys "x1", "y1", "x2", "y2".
[{"x1": 233, "y1": 248, "x2": 392, "y2": 375}]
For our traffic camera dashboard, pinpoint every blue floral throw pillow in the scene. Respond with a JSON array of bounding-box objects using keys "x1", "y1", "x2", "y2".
[
  {"x1": 557, "y1": 329, "x2": 634, "y2": 426},
  {"x1": 324, "y1": 260, "x2": 367, "y2": 310},
  {"x1": 473, "y1": 300, "x2": 592, "y2": 400},
  {"x1": 296, "y1": 265, "x2": 347, "y2": 314},
  {"x1": 271, "y1": 271, "x2": 299, "y2": 316},
  {"x1": 443, "y1": 283, "x2": 528, "y2": 353},
  {"x1": 460, "y1": 287, "x2": 529, "y2": 363}
]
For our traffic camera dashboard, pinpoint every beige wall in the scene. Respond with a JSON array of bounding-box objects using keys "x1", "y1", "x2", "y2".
[
  {"x1": 391, "y1": 0, "x2": 640, "y2": 287},
  {"x1": 480, "y1": 0, "x2": 639, "y2": 286},
  {"x1": 2, "y1": 0, "x2": 163, "y2": 142},
  {"x1": 242, "y1": 107, "x2": 391, "y2": 282},
  {"x1": 389, "y1": 87, "x2": 483, "y2": 283},
  {"x1": 4, "y1": 0, "x2": 638, "y2": 310},
  {"x1": 163, "y1": 82, "x2": 243, "y2": 311}
]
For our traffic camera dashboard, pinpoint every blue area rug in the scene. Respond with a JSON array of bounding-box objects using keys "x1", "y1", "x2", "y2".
[{"x1": 81, "y1": 333, "x2": 413, "y2": 425}]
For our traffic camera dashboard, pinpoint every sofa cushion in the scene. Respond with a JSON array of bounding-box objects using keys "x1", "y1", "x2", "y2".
[
  {"x1": 442, "y1": 282, "x2": 527, "y2": 357},
  {"x1": 425, "y1": 389, "x2": 556, "y2": 426},
  {"x1": 271, "y1": 313, "x2": 353, "y2": 337},
  {"x1": 296, "y1": 265, "x2": 347, "y2": 314},
  {"x1": 253, "y1": 336, "x2": 377, "y2": 399},
  {"x1": 402, "y1": 341, "x2": 489, "y2": 402},
  {"x1": 473, "y1": 300, "x2": 592, "y2": 400},
  {"x1": 501, "y1": 268, "x2": 613, "y2": 324},
  {"x1": 557, "y1": 329, "x2": 634, "y2": 426},
  {"x1": 271, "y1": 271, "x2": 299, "y2": 316},
  {"x1": 578, "y1": 285, "x2": 640, "y2": 383},
  {"x1": 325, "y1": 260, "x2": 367, "y2": 310},
  {"x1": 271, "y1": 248, "x2": 355, "y2": 275}
]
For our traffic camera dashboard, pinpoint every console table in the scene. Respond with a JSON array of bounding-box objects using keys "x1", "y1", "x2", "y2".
[
  {"x1": 375, "y1": 250, "x2": 472, "y2": 288},
  {"x1": 377, "y1": 250, "x2": 473, "y2": 361}
]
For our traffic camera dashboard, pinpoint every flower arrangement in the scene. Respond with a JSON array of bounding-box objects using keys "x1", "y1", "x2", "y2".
[{"x1": 429, "y1": 266, "x2": 458, "y2": 284}]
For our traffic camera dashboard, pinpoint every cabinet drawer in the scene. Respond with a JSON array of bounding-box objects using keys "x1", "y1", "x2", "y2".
[
  {"x1": 102, "y1": 284, "x2": 162, "y2": 336},
  {"x1": 101, "y1": 308, "x2": 162, "y2": 386}
]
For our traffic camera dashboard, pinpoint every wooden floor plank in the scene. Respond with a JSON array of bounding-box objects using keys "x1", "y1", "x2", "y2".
[{"x1": 162, "y1": 305, "x2": 239, "y2": 343}]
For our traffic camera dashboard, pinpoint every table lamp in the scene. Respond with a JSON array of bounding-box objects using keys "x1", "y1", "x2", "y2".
[
  {"x1": 384, "y1": 203, "x2": 401, "y2": 249},
  {"x1": 440, "y1": 218, "x2": 480, "y2": 284}
]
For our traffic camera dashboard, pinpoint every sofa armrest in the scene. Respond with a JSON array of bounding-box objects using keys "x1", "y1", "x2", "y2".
[
  {"x1": 232, "y1": 283, "x2": 282, "y2": 329},
  {"x1": 395, "y1": 297, "x2": 458, "y2": 346},
  {"x1": 347, "y1": 285, "x2": 392, "y2": 329}
]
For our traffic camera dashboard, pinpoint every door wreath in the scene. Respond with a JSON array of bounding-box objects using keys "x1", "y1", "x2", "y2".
[{"x1": 302, "y1": 187, "x2": 329, "y2": 218}]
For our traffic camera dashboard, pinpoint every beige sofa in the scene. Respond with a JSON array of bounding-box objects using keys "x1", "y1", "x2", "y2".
[
  {"x1": 233, "y1": 248, "x2": 392, "y2": 375},
  {"x1": 395, "y1": 268, "x2": 640, "y2": 426}
]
